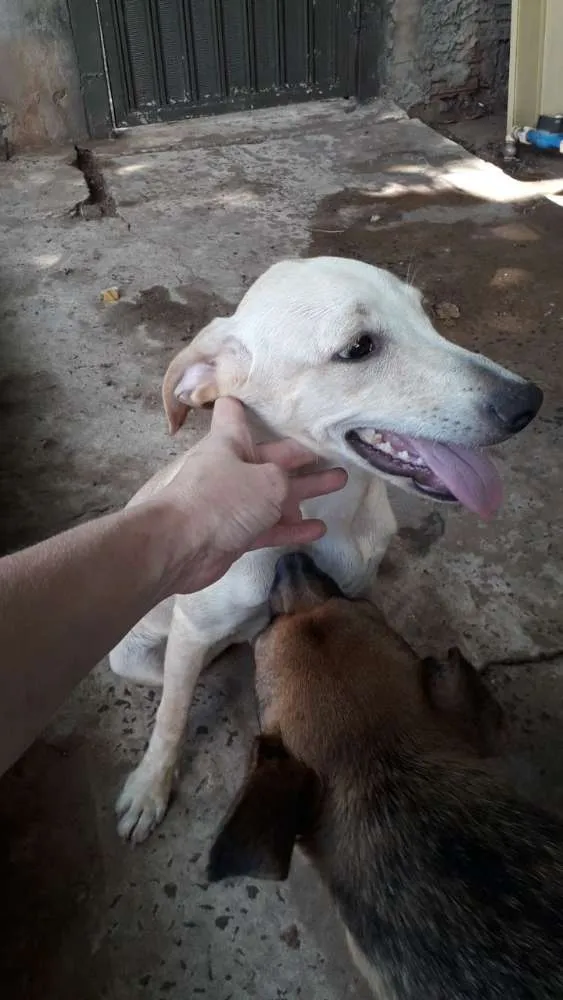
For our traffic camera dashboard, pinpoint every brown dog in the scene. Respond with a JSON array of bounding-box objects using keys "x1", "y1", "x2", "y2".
[{"x1": 209, "y1": 553, "x2": 563, "y2": 999}]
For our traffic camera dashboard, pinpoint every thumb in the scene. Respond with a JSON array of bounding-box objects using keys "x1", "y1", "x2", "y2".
[{"x1": 211, "y1": 397, "x2": 253, "y2": 455}]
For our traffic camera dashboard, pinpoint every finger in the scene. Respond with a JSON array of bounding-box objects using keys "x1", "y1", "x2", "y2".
[
  {"x1": 286, "y1": 467, "x2": 348, "y2": 504},
  {"x1": 251, "y1": 518, "x2": 327, "y2": 550},
  {"x1": 255, "y1": 437, "x2": 321, "y2": 472},
  {"x1": 211, "y1": 397, "x2": 254, "y2": 457},
  {"x1": 211, "y1": 396, "x2": 245, "y2": 430}
]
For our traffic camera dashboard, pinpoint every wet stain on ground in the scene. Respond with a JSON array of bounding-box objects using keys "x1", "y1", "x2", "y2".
[
  {"x1": 309, "y1": 189, "x2": 562, "y2": 418},
  {"x1": 399, "y1": 512, "x2": 446, "y2": 555},
  {"x1": 313, "y1": 185, "x2": 490, "y2": 233},
  {"x1": 106, "y1": 284, "x2": 231, "y2": 347},
  {"x1": 308, "y1": 185, "x2": 563, "y2": 665}
]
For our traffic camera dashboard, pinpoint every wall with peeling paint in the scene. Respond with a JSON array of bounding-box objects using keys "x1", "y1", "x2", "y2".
[
  {"x1": 383, "y1": 0, "x2": 511, "y2": 108},
  {"x1": 0, "y1": 0, "x2": 86, "y2": 147}
]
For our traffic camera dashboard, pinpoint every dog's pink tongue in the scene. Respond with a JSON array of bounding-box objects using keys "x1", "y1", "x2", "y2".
[{"x1": 412, "y1": 440, "x2": 503, "y2": 519}]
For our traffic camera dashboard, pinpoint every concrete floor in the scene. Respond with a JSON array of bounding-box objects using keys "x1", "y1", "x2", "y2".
[{"x1": 1, "y1": 99, "x2": 563, "y2": 999}]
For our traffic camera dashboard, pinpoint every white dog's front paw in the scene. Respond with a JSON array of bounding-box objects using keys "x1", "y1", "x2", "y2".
[{"x1": 116, "y1": 764, "x2": 174, "y2": 843}]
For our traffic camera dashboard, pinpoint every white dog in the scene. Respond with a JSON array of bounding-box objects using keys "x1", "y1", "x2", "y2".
[{"x1": 110, "y1": 256, "x2": 542, "y2": 842}]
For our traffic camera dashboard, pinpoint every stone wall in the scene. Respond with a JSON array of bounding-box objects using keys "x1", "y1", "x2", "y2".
[
  {"x1": 0, "y1": 0, "x2": 85, "y2": 148},
  {"x1": 383, "y1": 0, "x2": 511, "y2": 109}
]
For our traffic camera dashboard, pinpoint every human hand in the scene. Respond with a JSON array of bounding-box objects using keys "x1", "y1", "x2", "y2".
[{"x1": 155, "y1": 397, "x2": 347, "y2": 595}]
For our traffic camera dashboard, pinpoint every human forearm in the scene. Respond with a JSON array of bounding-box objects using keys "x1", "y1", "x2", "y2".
[
  {"x1": 0, "y1": 499, "x2": 186, "y2": 775},
  {"x1": 0, "y1": 398, "x2": 346, "y2": 776}
]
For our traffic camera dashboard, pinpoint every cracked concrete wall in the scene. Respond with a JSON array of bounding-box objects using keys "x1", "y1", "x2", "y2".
[
  {"x1": 384, "y1": 0, "x2": 511, "y2": 108},
  {"x1": 0, "y1": 0, "x2": 86, "y2": 147}
]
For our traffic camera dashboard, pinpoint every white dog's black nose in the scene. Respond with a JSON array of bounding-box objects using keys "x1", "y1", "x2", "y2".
[{"x1": 487, "y1": 380, "x2": 543, "y2": 435}]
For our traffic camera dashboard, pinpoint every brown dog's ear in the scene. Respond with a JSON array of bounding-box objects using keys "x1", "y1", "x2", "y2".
[
  {"x1": 162, "y1": 317, "x2": 248, "y2": 434},
  {"x1": 207, "y1": 734, "x2": 319, "y2": 883},
  {"x1": 421, "y1": 647, "x2": 504, "y2": 756}
]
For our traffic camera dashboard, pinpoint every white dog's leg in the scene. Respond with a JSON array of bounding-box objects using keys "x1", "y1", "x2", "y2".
[
  {"x1": 109, "y1": 597, "x2": 175, "y2": 687},
  {"x1": 115, "y1": 605, "x2": 235, "y2": 843}
]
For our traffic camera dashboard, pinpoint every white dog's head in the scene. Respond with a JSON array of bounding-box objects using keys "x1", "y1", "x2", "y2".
[{"x1": 163, "y1": 257, "x2": 542, "y2": 519}]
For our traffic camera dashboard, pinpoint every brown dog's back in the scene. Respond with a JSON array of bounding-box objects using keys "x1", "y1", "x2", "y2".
[{"x1": 318, "y1": 748, "x2": 563, "y2": 998}]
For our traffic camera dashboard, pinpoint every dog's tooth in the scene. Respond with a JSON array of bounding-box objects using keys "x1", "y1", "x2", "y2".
[
  {"x1": 377, "y1": 441, "x2": 393, "y2": 455},
  {"x1": 398, "y1": 450, "x2": 410, "y2": 461},
  {"x1": 359, "y1": 430, "x2": 382, "y2": 446}
]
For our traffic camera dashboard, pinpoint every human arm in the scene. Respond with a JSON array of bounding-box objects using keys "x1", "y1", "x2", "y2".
[{"x1": 0, "y1": 398, "x2": 346, "y2": 774}]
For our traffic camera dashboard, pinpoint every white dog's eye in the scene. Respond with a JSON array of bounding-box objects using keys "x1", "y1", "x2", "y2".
[{"x1": 335, "y1": 334, "x2": 378, "y2": 362}]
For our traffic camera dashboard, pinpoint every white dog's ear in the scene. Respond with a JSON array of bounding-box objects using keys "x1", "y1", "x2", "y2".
[{"x1": 162, "y1": 317, "x2": 249, "y2": 434}]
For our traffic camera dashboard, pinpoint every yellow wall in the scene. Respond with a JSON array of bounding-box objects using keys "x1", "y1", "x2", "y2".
[{"x1": 507, "y1": 0, "x2": 563, "y2": 134}]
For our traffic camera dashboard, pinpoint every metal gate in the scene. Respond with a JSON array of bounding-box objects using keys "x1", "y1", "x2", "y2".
[{"x1": 69, "y1": 0, "x2": 383, "y2": 136}]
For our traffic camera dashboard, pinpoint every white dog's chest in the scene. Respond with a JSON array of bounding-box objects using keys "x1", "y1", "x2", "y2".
[
  {"x1": 182, "y1": 473, "x2": 396, "y2": 643},
  {"x1": 301, "y1": 471, "x2": 396, "y2": 596},
  {"x1": 304, "y1": 532, "x2": 380, "y2": 598}
]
